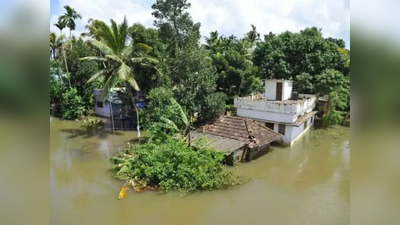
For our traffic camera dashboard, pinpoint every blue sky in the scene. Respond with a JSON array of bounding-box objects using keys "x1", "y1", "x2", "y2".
[
  {"x1": 50, "y1": 0, "x2": 60, "y2": 15},
  {"x1": 50, "y1": 0, "x2": 351, "y2": 47}
]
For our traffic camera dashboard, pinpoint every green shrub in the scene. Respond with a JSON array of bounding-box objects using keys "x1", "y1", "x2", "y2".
[
  {"x1": 110, "y1": 137, "x2": 242, "y2": 193},
  {"x1": 61, "y1": 88, "x2": 86, "y2": 120},
  {"x1": 140, "y1": 87, "x2": 184, "y2": 129},
  {"x1": 198, "y1": 92, "x2": 227, "y2": 122}
]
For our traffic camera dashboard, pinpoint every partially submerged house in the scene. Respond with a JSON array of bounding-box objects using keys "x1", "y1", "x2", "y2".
[
  {"x1": 234, "y1": 79, "x2": 317, "y2": 145},
  {"x1": 190, "y1": 116, "x2": 282, "y2": 165},
  {"x1": 93, "y1": 89, "x2": 123, "y2": 118},
  {"x1": 93, "y1": 89, "x2": 145, "y2": 130}
]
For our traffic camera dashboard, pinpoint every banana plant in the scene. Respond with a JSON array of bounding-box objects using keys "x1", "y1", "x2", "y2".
[{"x1": 152, "y1": 97, "x2": 191, "y2": 146}]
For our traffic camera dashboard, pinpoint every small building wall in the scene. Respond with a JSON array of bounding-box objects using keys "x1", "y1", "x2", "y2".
[
  {"x1": 237, "y1": 108, "x2": 296, "y2": 123},
  {"x1": 283, "y1": 80, "x2": 293, "y2": 101},
  {"x1": 272, "y1": 115, "x2": 315, "y2": 145},
  {"x1": 264, "y1": 79, "x2": 293, "y2": 101},
  {"x1": 264, "y1": 80, "x2": 277, "y2": 100},
  {"x1": 95, "y1": 101, "x2": 111, "y2": 117}
]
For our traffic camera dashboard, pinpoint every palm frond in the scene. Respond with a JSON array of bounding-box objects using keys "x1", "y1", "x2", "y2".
[
  {"x1": 86, "y1": 69, "x2": 107, "y2": 84},
  {"x1": 117, "y1": 63, "x2": 130, "y2": 81},
  {"x1": 118, "y1": 16, "x2": 129, "y2": 51},
  {"x1": 96, "y1": 21, "x2": 117, "y2": 52},
  {"x1": 87, "y1": 39, "x2": 113, "y2": 55},
  {"x1": 80, "y1": 56, "x2": 108, "y2": 62},
  {"x1": 122, "y1": 43, "x2": 134, "y2": 57},
  {"x1": 135, "y1": 43, "x2": 153, "y2": 52},
  {"x1": 98, "y1": 74, "x2": 117, "y2": 100},
  {"x1": 118, "y1": 63, "x2": 140, "y2": 91},
  {"x1": 126, "y1": 76, "x2": 140, "y2": 91},
  {"x1": 110, "y1": 19, "x2": 120, "y2": 51},
  {"x1": 105, "y1": 54, "x2": 123, "y2": 63},
  {"x1": 139, "y1": 63, "x2": 163, "y2": 76}
]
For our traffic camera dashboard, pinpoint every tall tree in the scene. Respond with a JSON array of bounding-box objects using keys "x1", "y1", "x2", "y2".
[
  {"x1": 50, "y1": 32, "x2": 64, "y2": 59},
  {"x1": 81, "y1": 18, "x2": 106, "y2": 40},
  {"x1": 54, "y1": 21, "x2": 66, "y2": 35},
  {"x1": 53, "y1": 21, "x2": 70, "y2": 82},
  {"x1": 81, "y1": 17, "x2": 159, "y2": 137},
  {"x1": 314, "y1": 69, "x2": 350, "y2": 126},
  {"x1": 204, "y1": 32, "x2": 263, "y2": 104},
  {"x1": 253, "y1": 27, "x2": 348, "y2": 80},
  {"x1": 152, "y1": 0, "x2": 201, "y2": 57},
  {"x1": 58, "y1": 5, "x2": 82, "y2": 39},
  {"x1": 151, "y1": 0, "x2": 226, "y2": 121},
  {"x1": 128, "y1": 23, "x2": 169, "y2": 93}
]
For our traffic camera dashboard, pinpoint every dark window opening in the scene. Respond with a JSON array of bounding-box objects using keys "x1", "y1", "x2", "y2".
[
  {"x1": 265, "y1": 122, "x2": 274, "y2": 130},
  {"x1": 278, "y1": 124, "x2": 285, "y2": 135},
  {"x1": 97, "y1": 101, "x2": 103, "y2": 108},
  {"x1": 304, "y1": 120, "x2": 308, "y2": 129}
]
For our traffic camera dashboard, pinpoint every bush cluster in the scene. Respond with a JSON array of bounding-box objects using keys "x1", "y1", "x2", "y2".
[{"x1": 110, "y1": 137, "x2": 241, "y2": 193}]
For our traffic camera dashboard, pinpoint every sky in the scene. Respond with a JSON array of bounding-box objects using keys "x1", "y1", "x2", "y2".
[{"x1": 50, "y1": 0, "x2": 351, "y2": 47}]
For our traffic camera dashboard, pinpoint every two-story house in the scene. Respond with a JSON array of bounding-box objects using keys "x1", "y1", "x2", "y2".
[{"x1": 234, "y1": 79, "x2": 317, "y2": 145}]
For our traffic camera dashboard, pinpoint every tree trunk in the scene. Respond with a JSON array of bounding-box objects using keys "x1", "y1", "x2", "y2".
[
  {"x1": 127, "y1": 83, "x2": 141, "y2": 143},
  {"x1": 187, "y1": 113, "x2": 192, "y2": 147},
  {"x1": 69, "y1": 29, "x2": 73, "y2": 50},
  {"x1": 62, "y1": 44, "x2": 71, "y2": 87}
]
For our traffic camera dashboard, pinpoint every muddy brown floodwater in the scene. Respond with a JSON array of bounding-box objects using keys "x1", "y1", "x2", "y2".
[{"x1": 49, "y1": 117, "x2": 350, "y2": 225}]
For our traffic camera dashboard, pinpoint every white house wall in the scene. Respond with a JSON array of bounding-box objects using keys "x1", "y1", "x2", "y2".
[
  {"x1": 264, "y1": 80, "x2": 277, "y2": 100},
  {"x1": 272, "y1": 115, "x2": 315, "y2": 145},
  {"x1": 283, "y1": 126, "x2": 293, "y2": 144},
  {"x1": 264, "y1": 80, "x2": 293, "y2": 101},
  {"x1": 237, "y1": 108, "x2": 296, "y2": 123},
  {"x1": 283, "y1": 81, "x2": 293, "y2": 101},
  {"x1": 95, "y1": 102, "x2": 111, "y2": 117}
]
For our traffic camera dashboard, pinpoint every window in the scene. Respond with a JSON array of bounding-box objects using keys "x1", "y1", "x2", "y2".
[
  {"x1": 265, "y1": 122, "x2": 274, "y2": 130},
  {"x1": 311, "y1": 116, "x2": 314, "y2": 124},
  {"x1": 278, "y1": 124, "x2": 285, "y2": 135},
  {"x1": 96, "y1": 101, "x2": 103, "y2": 108},
  {"x1": 304, "y1": 120, "x2": 308, "y2": 129}
]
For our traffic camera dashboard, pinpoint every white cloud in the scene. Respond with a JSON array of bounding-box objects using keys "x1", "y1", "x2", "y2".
[{"x1": 51, "y1": 0, "x2": 350, "y2": 45}]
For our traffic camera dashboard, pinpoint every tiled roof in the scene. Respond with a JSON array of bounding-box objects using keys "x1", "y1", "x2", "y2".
[
  {"x1": 190, "y1": 131, "x2": 246, "y2": 154},
  {"x1": 199, "y1": 116, "x2": 282, "y2": 146}
]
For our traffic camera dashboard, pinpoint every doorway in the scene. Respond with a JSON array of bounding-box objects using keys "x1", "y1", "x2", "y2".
[{"x1": 276, "y1": 82, "x2": 283, "y2": 100}]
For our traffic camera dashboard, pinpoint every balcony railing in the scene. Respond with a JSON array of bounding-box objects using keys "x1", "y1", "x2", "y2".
[{"x1": 234, "y1": 94, "x2": 316, "y2": 115}]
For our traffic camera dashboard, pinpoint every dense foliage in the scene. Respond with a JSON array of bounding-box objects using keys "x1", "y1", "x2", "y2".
[
  {"x1": 51, "y1": 2, "x2": 350, "y2": 125},
  {"x1": 314, "y1": 69, "x2": 350, "y2": 126},
  {"x1": 61, "y1": 87, "x2": 86, "y2": 120},
  {"x1": 140, "y1": 87, "x2": 183, "y2": 130},
  {"x1": 50, "y1": 36, "x2": 100, "y2": 119},
  {"x1": 110, "y1": 137, "x2": 241, "y2": 193},
  {"x1": 205, "y1": 31, "x2": 263, "y2": 103},
  {"x1": 253, "y1": 27, "x2": 350, "y2": 80}
]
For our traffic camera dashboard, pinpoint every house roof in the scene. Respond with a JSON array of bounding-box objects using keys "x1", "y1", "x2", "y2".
[
  {"x1": 190, "y1": 131, "x2": 246, "y2": 154},
  {"x1": 191, "y1": 116, "x2": 282, "y2": 153}
]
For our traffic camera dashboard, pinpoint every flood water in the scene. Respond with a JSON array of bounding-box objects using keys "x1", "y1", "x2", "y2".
[{"x1": 50, "y1": 118, "x2": 350, "y2": 225}]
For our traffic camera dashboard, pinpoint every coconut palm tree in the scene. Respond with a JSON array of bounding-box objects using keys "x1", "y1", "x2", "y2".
[
  {"x1": 58, "y1": 5, "x2": 82, "y2": 39},
  {"x1": 81, "y1": 16, "x2": 160, "y2": 137},
  {"x1": 81, "y1": 18, "x2": 106, "y2": 40}
]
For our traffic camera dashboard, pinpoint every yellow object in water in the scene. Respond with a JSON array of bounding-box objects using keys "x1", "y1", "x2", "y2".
[{"x1": 118, "y1": 185, "x2": 128, "y2": 200}]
